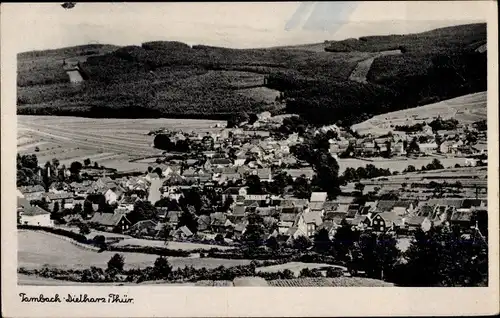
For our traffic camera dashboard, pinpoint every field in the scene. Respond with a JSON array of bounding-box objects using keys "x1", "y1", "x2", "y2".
[
  {"x1": 112, "y1": 238, "x2": 234, "y2": 251},
  {"x1": 337, "y1": 156, "x2": 471, "y2": 174},
  {"x1": 17, "y1": 115, "x2": 224, "y2": 172},
  {"x1": 18, "y1": 230, "x2": 250, "y2": 271},
  {"x1": 256, "y1": 262, "x2": 346, "y2": 277},
  {"x1": 351, "y1": 91, "x2": 487, "y2": 136},
  {"x1": 268, "y1": 277, "x2": 394, "y2": 287}
]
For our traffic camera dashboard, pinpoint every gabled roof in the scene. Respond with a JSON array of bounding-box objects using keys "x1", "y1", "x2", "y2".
[
  {"x1": 176, "y1": 225, "x2": 193, "y2": 236},
  {"x1": 166, "y1": 210, "x2": 181, "y2": 223},
  {"x1": 323, "y1": 201, "x2": 339, "y2": 212},
  {"x1": 310, "y1": 192, "x2": 327, "y2": 203},
  {"x1": 303, "y1": 211, "x2": 323, "y2": 226},
  {"x1": 406, "y1": 215, "x2": 427, "y2": 226},
  {"x1": 377, "y1": 212, "x2": 404, "y2": 226},
  {"x1": 19, "y1": 185, "x2": 45, "y2": 193},
  {"x1": 232, "y1": 205, "x2": 246, "y2": 216},
  {"x1": 89, "y1": 213, "x2": 130, "y2": 226},
  {"x1": 427, "y1": 199, "x2": 464, "y2": 209},
  {"x1": 280, "y1": 213, "x2": 299, "y2": 223},
  {"x1": 224, "y1": 187, "x2": 242, "y2": 195},
  {"x1": 417, "y1": 205, "x2": 435, "y2": 217},
  {"x1": 451, "y1": 210, "x2": 473, "y2": 222},
  {"x1": 197, "y1": 215, "x2": 211, "y2": 231},
  {"x1": 21, "y1": 205, "x2": 50, "y2": 216},
  {"x1": 309, "y1": 201, "x2": 325, "y2": 211},
  {"x1": 324, "y1": 212, "x2": 347, "y2": 224}
]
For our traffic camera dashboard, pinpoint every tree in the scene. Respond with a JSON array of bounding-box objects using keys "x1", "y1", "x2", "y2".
[
  {"x1": 358, "y1": 232, "x2": 400, "y2": 280},
  {"x1": 293, "y1": 235, "x2": 312, "y2": 251},
  {"x1": 404, "y1": 165, "x2": 416, "y2": 173},
  {"x1": 270, "y1": 171, "x2": 292, "y2": 195},
  {"x1": 333, "y1": 221, "x2": 357, "y2": 261},
  {"x1": 407, "y1": 137, "x2": 420, "y2": 154},
  {"x1": 214, "y1": 233, "x2": 224, "y2": 243},
  {"x1": 314, "y1": 228, "x2": 332, "y2": 253},
  {"x1": 160, "y1": 223, "x2": 172, "y2": 245},
  {"x1": 266, "y1": 236, "x2": 279, "y2": 250},
  {"x1": 69, "y1": 161, "x2": 83, "y2": 175},
  {"x1": 51, "y1": 158, "x2": 60, "y2": 170},
  {"x1": 73, "y1": 203, "x2": 83, "y2": 215},
  {"x1": 245, "y1": 174, "x2": 264, "y2": 195},
  {"x1": 178, "y1": 207, "x2": 198, "y2": 233},
  {"x1": 153, "y1": 256, "x2": 172, "y2": 279},
  {"x1": 355, "y1": 182, "x2": 365, "y2": 195},
  {"x1": 293, "y1": 175, "x2": 312, "y2": 199},
  {"x1": 107, "y1": 253, "x2": 125, "y2": 273},
  {"x1": 127, "y1": 201, "x2": 157, "y2": 225},
  {"x1": 83, "y1": 158, "x2": 91, "y2": 167},
  {"x1": 79, "y1": 223, "x2": 91, "y2": 235},
  {"x1": 241, "y1": 212, "x2": 265, "y2": 249},
  {"x1": 52, "y1": 201, "x2": 60, "y2": 215},
  {"x1": 83, "y1": 199, "x2": 94, "y2": 217}
]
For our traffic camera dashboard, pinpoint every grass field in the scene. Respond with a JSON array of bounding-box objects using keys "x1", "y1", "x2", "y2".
[
  {"x1": 351, "y1": 91, "x2": 487, "y2": 136},
  {"x1": 112, "y1": 238, "x2": 234, "y2": 251},
  {"x1": 17, "y1": 115, "x2": 225, "y2": 172},
  {"x1": 18, "y1": 231, "x2": 250, "y2": 271},
  {"x1": 337, "y1": 157, "x2": 470, "y2": 174}
]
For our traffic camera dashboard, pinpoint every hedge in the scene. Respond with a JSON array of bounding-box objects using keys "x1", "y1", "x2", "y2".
[
  {"x1": 18, "y1": 225, "x2": 88, "y2": 243},
  {"x1": 108, "y1": 245, "x2": 191, "y2": 257}
]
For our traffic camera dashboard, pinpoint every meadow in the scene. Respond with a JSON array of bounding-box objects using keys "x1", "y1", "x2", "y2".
[
  {"x1": 351, "y1": 91, "x2": 487, "y2": 136},
  {"x1": 18, "y1": 231, "x2": 250, "y2": 271},
  {"x1": 17, "y1": 115, "x2": 224, "y2": 172}
]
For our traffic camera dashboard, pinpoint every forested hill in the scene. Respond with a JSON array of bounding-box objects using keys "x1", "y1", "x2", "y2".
[{"x1": 17, "y1": 23, "x2": 486, "y2": 126}]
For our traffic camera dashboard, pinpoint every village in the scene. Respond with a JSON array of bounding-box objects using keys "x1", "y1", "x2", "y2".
[{"x1": 17, "y1": 111, "x2": 488, "y2": 249}]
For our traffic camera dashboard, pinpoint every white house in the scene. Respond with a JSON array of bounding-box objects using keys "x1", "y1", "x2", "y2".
[
  {"x1": 19, "y1": 206, "x2": 53, "y2": 227},
  {"x1": 104, "y1": 188, "x2": 118, "y2": 205}
]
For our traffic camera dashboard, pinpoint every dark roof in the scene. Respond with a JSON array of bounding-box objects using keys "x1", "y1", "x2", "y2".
[
  {"x1": 22, "y1": 205, "x2": 50, "y2": 216},
  {"x1": 89, "y1": 213, "x2": 130, "y2": 226},
  {"x1": 232, "y1": 205, "x2": 246, "y2": 216},
  {"x1": 376, "y1": 200, "x2": 415, "y2": 212},
  {"x1": 224, "y1": 187, "x2": 242, "y2": 195},
  {"x1": 197, "y1": 215, "x2": 211, "y2": 231},
  {"x1": 428, "y1": 199, "x2": 464, "y2": 209},
  {"x1": 280, "y1": 213, "x2": 298, "y2": 223},
  {"x1": 377, "y1": 212, "x2": 404, "y2": 226},
  {"x1": 166, "y1": 211, "x2": 181, "y2": 223},
  {"x1": 406, "y1": 215, "x2": 427, "y2": 226},
  {"x1": 324, "y1": 212, "x2": 347, "y2": 224},
  {"x1": 309, "y1": 201, "x2": 325, "y2": 211},
  {"x1": 418, "y1": 205, "x2": 435, "y2": 217},
  {"x1": 451, "y1": 210, "x2": 473, "y2": 222}
]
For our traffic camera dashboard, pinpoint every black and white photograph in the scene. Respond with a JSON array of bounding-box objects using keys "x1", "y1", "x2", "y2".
[{"x1": 1, "y1": 1, "x2": 499, "y2": 316}]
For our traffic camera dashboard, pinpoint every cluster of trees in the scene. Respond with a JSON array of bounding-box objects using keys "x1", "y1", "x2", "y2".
[
  {"x1": 153, "y1": 134, "x2": 191, "y2": 152},
  {"x1": 341, "y1": 164, "x2": 393, "y2": 183},
  {"x1": 290, "y1": 134, "x2": 341, "y2": 199}
]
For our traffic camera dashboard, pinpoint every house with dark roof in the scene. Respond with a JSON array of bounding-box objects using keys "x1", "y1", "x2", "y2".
[
  {"x1": 173, "y1": 225, "x2": 193, "y2": 239},
  {"x1": 19, "y1": 205, "x2": 53, "y2": 227},
  {"x1": 88, "y1": 212, "x2": 131, "y2": 233},
  {"x1": 370, "y1": 212, "x2": 404, "y2": 233},
  {"x1": 406, "y1": 215, "x2": 432, "y2": 232}
]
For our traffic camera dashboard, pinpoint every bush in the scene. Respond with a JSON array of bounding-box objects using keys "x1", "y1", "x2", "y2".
[
  {"x1": 107, "y1": 253, "x2": 125, "y2": 273},
  {"x1": 153, "y1": 256, "x2": 173, "y2": 279},
  {"x1": 299, "y1": 268, "x2": 323, "y2": 278},
  {"x1": 326, "y1": 267, "x2": 344, "y2": 278}
]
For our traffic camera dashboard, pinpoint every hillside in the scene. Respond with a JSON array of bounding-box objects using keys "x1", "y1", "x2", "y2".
[{"x1": 17, "y1": 23, "x2": 487, "y2": 126}]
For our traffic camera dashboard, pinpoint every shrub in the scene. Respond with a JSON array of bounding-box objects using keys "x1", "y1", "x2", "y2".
[
  {"x1": 326, "y1": 267, "x2": 344, "y2": 278},
  {"x1": 107, "y1": 253, "x2": 125, "y2": 273},
  {"x1": 153, "y1": 256, "x2": 173, "y2": 279}
]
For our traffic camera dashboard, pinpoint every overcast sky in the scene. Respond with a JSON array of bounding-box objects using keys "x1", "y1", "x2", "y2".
[{"x1": 2, "y1": 2, "x2": 488, "y2": 53}]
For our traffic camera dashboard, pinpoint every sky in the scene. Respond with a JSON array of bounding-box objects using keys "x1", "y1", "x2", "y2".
[{"x1": 2, "y1": 2, "x2": 489, "y2": 53}]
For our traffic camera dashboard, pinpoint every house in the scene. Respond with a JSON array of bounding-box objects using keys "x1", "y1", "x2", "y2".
[
  {"x1": 284, "y1": 168, "x2": 315, "y2": 181},
  {"x1": 197, "y1": 215, "x2": 211, "y2": 232},
  {"x1": 126, "y1": 220, "x2": 159, "y2": 237},
  {"x1": 173, "y1": 226, "x2": 193, "y2": 239},
  {"x1": 418, "y1": 142, "x2": 438, "y2": 154},
  {"x1": 223, "y1": 187, "x2": 247, "y2": 202},
  {"x1": 450, "y1": 209, "x2": 474, "y2": 229},
  {"x1": 165, "y1": 210, "x2": 182, "y2": 228},
  {"x1": 88, "y1": 213, "x2": 131, "y2": 233},
  {"x1": 278, "y1": 212, "x2": 300, "y2": 235},
  {"x1": 310, "y1": 192, "x2": 327, "y2": 204},
  {"x1": 19, "y1": 205, "x2": 53, "y2": 227},
  {"x1": 255, "y1": 168, "x2": 272, "y2": 182},
  {"x1": 301, "y1": 210, "x2": 323, "y2": 237},
  {"x1": 375, "y1": 200, "x2": 417, "y2": 215},
  {"x1": 210, "y1": 212, "x2": 228, "y2": 233},
  {"x1": 104, "y1": 188, "x2": 121, "y2": 205},
  {"x1": 147, "y1": 178, "x2": 163, "y2": 205},
  {"x1": 19, "y1": 185, "x2": 45, "y2": 201},
  {"x1": 371, "y1": 212, "x2": 405, "y2": 232},
  {"x1": 347, "y1": 215, "x2": 370, "y2": 230},
  {"x1": 406, "y1": 216, "x2": 432, "y2": 232}
]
